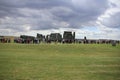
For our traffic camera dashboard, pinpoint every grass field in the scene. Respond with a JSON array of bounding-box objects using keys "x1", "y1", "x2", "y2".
[{"x1": 0, "y1": 43, "x2": 120, "y2": 80}]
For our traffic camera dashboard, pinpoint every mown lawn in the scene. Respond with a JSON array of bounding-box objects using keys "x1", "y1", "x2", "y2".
[{"x1": 0, "y1": 43, "x2": 120, "y2": 80}]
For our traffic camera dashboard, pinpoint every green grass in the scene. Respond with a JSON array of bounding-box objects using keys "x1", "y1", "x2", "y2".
[{"x1": 0, "y1": 43, "x2": 120, "y2": 80}]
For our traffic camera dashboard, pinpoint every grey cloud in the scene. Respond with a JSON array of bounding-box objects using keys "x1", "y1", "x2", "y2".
[
  {"x1": 98, "y1": 0, "x2": 120, "y2": 29},
  {"x1": 101, "y1": 12, "x2": 120, "y2": 28},
  {"x1": 0, "y1": 0, "x2": 109, "y2": 31},
  {"x1": 49, "y1": 0, "x2": 109, "y2": 29}
]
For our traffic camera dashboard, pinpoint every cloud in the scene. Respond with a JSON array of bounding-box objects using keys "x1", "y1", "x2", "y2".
[
  {"x1": 0, "y1": 0, "x2": 109, "y2": 29},
  {"x1": 98, "y1": 0, "x2": 120, "y2": 29},
  {"x1": 100, "y1": 12, "x2": 120, "y2": 28},
  {"x1": 0, "y1": 0, "x2": 120, "y2": 40}
]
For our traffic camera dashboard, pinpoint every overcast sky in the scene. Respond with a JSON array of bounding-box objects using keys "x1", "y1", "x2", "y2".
[{"x1": 0, "y1": 0, "x2": 120, "y2": 40}]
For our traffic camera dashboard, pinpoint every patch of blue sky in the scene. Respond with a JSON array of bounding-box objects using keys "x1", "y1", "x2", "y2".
[{"x1": 82, "y1": 26, "x2": 100, "y2": 32}]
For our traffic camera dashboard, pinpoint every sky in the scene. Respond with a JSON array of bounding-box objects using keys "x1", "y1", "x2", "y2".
[{"x1": 0, "y1": 0, "x2": 120, "y2": 40}]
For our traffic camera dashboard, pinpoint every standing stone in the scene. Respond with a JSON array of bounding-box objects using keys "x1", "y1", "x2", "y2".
[{"x1": 112, "y1": 40, "x2": 116, "y2": 46}]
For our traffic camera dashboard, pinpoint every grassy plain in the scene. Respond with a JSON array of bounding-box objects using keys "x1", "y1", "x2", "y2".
[{"x1": 0, "y1": 43, "x2": 120, "y2": 80}]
